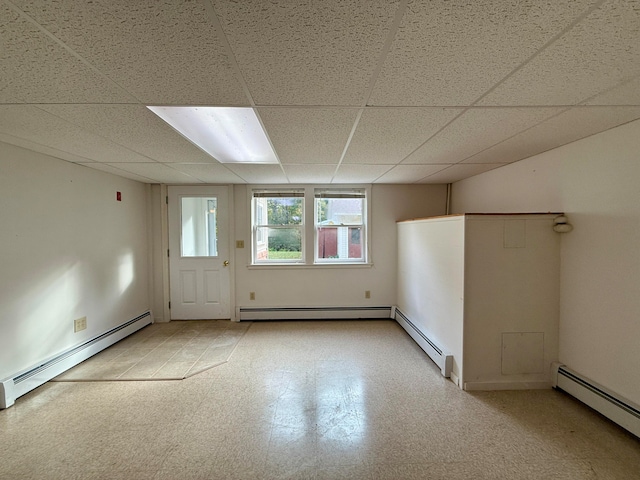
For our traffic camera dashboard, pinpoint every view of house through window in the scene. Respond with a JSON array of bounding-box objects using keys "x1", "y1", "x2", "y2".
[
  {"x1": 252, "y1": 191, "x2": 304, "y2": 262},
  {"x1": 315, "y1": 190, "x2": 365, "y2": 262}
]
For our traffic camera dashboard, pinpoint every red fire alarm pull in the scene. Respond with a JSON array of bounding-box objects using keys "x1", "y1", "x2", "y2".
[{"x1": 116, "y1": 192, "x2": 122, "y2": 201}]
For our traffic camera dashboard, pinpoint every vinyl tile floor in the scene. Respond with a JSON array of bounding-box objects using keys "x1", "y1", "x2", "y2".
[{"x1": 1, "y1": 320, "x2": 639, "y2": 479}]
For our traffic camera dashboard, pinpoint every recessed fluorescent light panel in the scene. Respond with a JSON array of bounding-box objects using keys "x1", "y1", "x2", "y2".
[{"x1": 147, "y1": 106, "x2": 278, "y2": 164}]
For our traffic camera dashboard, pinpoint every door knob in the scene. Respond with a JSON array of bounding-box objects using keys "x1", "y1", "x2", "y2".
[{"x1": 223, "y1": 260, "x2": 229, "y2": 267}]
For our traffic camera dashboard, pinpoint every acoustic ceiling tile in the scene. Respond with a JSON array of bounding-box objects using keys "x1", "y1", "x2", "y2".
[
  {"x1": 103, "y1": 163, "x2": 199, "y2": 184},
  {"x1": 258, "y1": 108, "x2": 358, "y2": 165},
  {"x1": 80, "y1": 163, "x2": 158, "y2": 184},
  {"x1": 0, "y1": 3, "x2": 134, "y2": 103},
  {"x1": 374, "y1": 165, "x2": 449, "y2": 184},
  {"x1": 478, "y1": 0, "x2": 640, "y2": 106},
  {"x1": 38, "y1": 105, "x2": 215, "y2": 164},
  {"x1": 418, "y1": 164, "x2": 504, "y2": 184},
  {"x1": 169, "y1": 164, "x2": 245, "y2": 184},
  {"x1": 224, "y1": 164, "x2": 288, "y2": 184},
  {"x1": 369, "y1": 0, "x2": 597, "y2": 106},
  {"x1": 282, "y1": 164, "x2": 336, "y2": 184},
  {"x1": 584, "y1": 76, "x2": 640, "y2": 106},
  {"x1": 332, "y1": 165, "x2": 393, "y2": 184},
  {"x1": 462, "y1": 107, "x2": 640, "y2": 165},
  {"x1": 342, "y1": 108, "x2": 462, "y2": 165},
  {"x1": 213, "y1": 0, "x2": 399, "y2": 105},
  {"x1": 11, "y1": 0, "x2": 247, "y2": 104},
  {"x1": 0, "y1": 106, "x2": 154, "y2": 163},
  {"x1": 403, "y1": 107, "x2": 563, "y2": 165}
]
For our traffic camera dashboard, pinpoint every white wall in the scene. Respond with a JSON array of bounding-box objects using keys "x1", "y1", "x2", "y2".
[
  {"x1": 0, "y1": 142, "x2": 150, "y2": 380},
  {"x1": 233, "y1": 184, "x2": 447, "y2": 310},
  {"x1": 451, "y1": 119, "x2": 640, "y2": 405}
]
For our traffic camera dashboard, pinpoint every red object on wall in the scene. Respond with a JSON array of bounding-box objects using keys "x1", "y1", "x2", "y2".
[{"x1": 116, "y1": 191, "x2": 122, "y2": 201}]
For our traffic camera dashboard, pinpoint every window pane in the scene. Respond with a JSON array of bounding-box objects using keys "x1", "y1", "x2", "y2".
[
  {"x1": 255, "y1": 227, "x2": 303, "y2": 261},
  {"x1": 317, "y1": 198, "x2": 362, "y2": 225},
  {"x1": 266, "y1": 197, "x2": 303, "y2": 225},
  {"x1": 317, "y1": 226, "x2": 363, "y2": 260},
  {"x1": 181, "y1": 197, "x2": 217, "y2": 257}
]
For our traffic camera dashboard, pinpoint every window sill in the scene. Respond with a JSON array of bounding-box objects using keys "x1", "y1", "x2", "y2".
[{"x1": 247, "y1": 262, "x2": 373, "y2": 270}]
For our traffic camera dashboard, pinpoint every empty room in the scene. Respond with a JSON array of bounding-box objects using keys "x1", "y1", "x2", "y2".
[{"x1": 1, "y1": 1, "x2": 639, "y2": 479}]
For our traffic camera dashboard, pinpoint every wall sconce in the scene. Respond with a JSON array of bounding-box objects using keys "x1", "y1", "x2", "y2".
[{"x1": 553, "y1": 215, "x2": 573, "y2": 233}]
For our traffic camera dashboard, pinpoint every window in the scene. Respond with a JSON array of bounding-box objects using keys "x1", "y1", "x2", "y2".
[
  {"x1": 252, "y1": 191, "x2": 304, "y2": 263},
  {"x1": 180, "y1": 196, "x2": 218, "y2": 257},
  {"x1": 315, "y1": 189, "x2": 366, "y2": 263}
]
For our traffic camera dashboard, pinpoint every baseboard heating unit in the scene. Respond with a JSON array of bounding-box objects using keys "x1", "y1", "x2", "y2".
[
  {"x1": 0, "y1": 311, "x2": 153, "y2": 409},
  {"x1": 552, "y1": 363, "x2": 640, "y2": 438},
  {"x1": 393, "y1": 307, "x2": 453, "y2": 378},
  {"x1": 238, "y1": 306, "x2": 392, "y2": 321}
]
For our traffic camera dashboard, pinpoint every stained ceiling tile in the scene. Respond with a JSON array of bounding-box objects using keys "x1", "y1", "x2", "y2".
[
  {"x1": 403, "y1": 108, "x2": 564, "y2": 164},
  {"x1": 38, "y1": 105, "x2": 216, "y2": 164},
  {"x1": 213, "y1": 0, "x2": 399, "y2": 105},
  {"x1": 0, "y1": 3, "x2": 134, "y2": 103},
  {"x1": 478, "y1": 0, "x2": 640, "y2": 106},
  {"x1": 332, "y1": 165, "x2": 392, "y2": 183},
  {"x1": 11, "y1": 0, "x2": 247, "y2": 104},
  {"x1": 224, "y1": 164, "x2": 288, "y2": 184},
  {"x1": 282, "y1": 164, "x2": 336, "y2": 184},
  {"x1": 369, "y1": 0, "x2": 598, "y2": 106},
  {"x1": 418, "y1": 164, "x2": 503, "y2": 184},
  {"x1": 374, "y1": 165, "x2": 449, "y2": 184},
  {"x1": 101, "y1": 163, "x2": 200, "y2": 184},
  {"x1": 258, "y1": 108, "x2": 358, "y2": 164},
  {"x1": 169, "y1": 164, "x2": 246, "y2": 184},
  {"x1": 0, "y1": 106, "x2": 155, "y2": 163},
  {"x1": 343, "y1": 108, "x2": 462, "y2": 165}
]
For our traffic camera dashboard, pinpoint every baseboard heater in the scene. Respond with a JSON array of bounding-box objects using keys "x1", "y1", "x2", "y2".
[
  {"x1": 552, "y1": 363, "x2": 640, "y2": 438},
  {"x1": 0, "y1": 311, "x2": 153, "y2": 409},
  {"x1": 238, "y1": 306, "x2": 392, "y2": 321},
  {"x1": 393, "y1": 307, "x2": 453, "y2": 378}
]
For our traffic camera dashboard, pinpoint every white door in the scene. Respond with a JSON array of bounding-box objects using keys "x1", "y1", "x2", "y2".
[{"x1": 168, "y1": 186, "x2": 231, "y2": 319}]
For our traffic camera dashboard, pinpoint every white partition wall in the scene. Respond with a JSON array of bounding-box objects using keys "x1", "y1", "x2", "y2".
[{"x1": 397, "y1": 214, "x2": 561, "y2": 390}]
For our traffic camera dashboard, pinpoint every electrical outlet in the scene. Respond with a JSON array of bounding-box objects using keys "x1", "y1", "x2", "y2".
[
  {"x1": 236, "y1": 240, "x2": 245, "y2": 248},
  {"x1": 365, "y1": 290, "x2": 371, "y2": 299},
  {"x1": 74, "y1": 316, "x2": 87, "y2": 333},
  {"x1": 250, "y1": 292, "x2": 255, "y2": 300}
]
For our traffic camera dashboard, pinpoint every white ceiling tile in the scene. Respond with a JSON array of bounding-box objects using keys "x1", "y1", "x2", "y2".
[
  {"x1": 258, "y1": 108, "x2": 358, "y2": 164},
  {"x1": 102, "y1": 163, "x2": 200, "y2": 184},
  {"x1": 78, "y1": 163, "x2": 158, "y2": 184},
  {"x1": 11, "y1": 0, "x2": 247, "y2": 104},
  {"x1": 343, "y1": 108, "x2": 462, "y2": 165},
  {"x1": 0, "y1": 106, "x2": 155, "y2": 163},
  {"x1": 0, "y1": 3, "x2": 135, "y2": 103},
  {"x1": 332, "y1": 165, "x2": 392, "y2": 184},
  {"x1": 374, "y1": 165, "x2": 449, "y2": 184},
  {"x1": 404, "y1": 108, "x2": 564, "y2": 164},
  {"x1": 462, "y1": 107, "x2": 640, "y2": 165},
  {"x1": 169, "y1": 164, "x2": 245, "y2": 184},
  {"x1": 418, "y1": 164, "x2": 504, "y2": 184},
  {"x1": 478, "y1": 0, "x2": 640, "y2": 106},
  {"x1": 584, "y1": 76, "x2": 640, "y2": 106},
  {"x1": 38, "y1": 105, "x2": 215, "y2": 164},
  {"x1": 282, "y1": 165, "x2": 336, "y2": 184},
  {"x1": 369, "y1": 0, "x2": 597, "y2": 106},
  {"x1": 224, "y1": 164, "x2": 288, "y2": 184},
  {"x1": 213, "y1": 0, "x2": 399, "y2": 105}
]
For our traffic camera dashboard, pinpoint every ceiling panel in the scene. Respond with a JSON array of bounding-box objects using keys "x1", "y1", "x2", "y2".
[
  {"x1": 478, "y1": 0, "x2": 640, "y2": 106},
  {"x1": 213, "y1": 0, "x2": 399, "y2": 105},
  {"x1": 169, "y1": 164, "x2": 245, "y2": 184},
  {"x1": 342, "y1": 108, "x2": 462, "y2": 165},
  {"x1": 282, "y1": 165, "x2": 336, "y2": 184},
  {"x1": 258, "y1": 108, "x2": 358, "y2": 164},
  {"x1": 80, "y1": 163, "x2": 159, "y2": 184},
  {"x1": 369, "y1": 0, "x2": 598, "y2": 106},
  {"x1": 332, "y1": 165, "x2": 393, "y2": 184},
  {"x1": 418, "y1": 164, "x2": 503, "y2": 184},
  {"x1": 224, "y1": 164, "x2": 288, "y2": 184},
  {"x1": 584, "y1": 76, "x2": 640, "y2": 106},
  {"x1": 374, "y1": 165, "x2": 449, "y2": 184},
  {"x1": 100, "y1": 163, "x2": 200, "y2": 184},
  {"x1": 11, "y1": 0, "x2": 247, "y2": 105},
  {"x1": 38, "y1": 105, "x2": 216, "y2": 164},
  {"x1": 462, "y1": 107, "x2": 640, "y2": 165},
  {"x1": 0, "y1": 106, "x2": 155, "y2": 163},
  {"x1": 0, "y1": 3, "x2": 134, "y2": 103},
  {"x1": 403, "y1": 107, "x2": 564, "y2": 165}
]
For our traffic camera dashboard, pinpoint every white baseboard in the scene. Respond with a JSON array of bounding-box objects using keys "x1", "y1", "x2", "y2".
[{"x1": 463, "y1": 381, "x2": 552, "y2": 391}]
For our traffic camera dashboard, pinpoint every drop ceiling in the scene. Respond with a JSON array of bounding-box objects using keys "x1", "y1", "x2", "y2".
[{"x1": 1, "y1": 0, "x2": 639, "y2": 184}]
